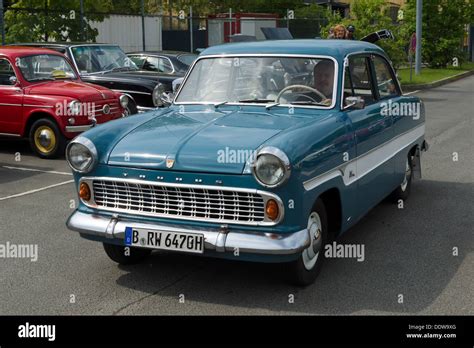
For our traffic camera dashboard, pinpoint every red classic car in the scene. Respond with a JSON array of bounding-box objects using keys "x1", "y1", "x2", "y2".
[{"x1": 0, "y1": 47, "x2": 129, "y2": 158}]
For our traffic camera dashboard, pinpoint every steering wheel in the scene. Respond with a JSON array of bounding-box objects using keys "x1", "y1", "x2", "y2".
[{"x1": 276, "y1": 84, "x2": 327, "y2": 103}]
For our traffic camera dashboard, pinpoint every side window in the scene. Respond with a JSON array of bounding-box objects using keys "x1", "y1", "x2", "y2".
[
  {"x1": 0, "y1": 59, "x2": 17, "y2": 86},
  {"x1": 343, "y1": 56, "x2": 376, "y2": 106},
  {"x1": 128, "y1": 55, "x2": 146, "y2": 69},
  {"x1": 144, "y1": 57, "x2": 173, "y2": 73},
  {"x1": 373, "y1": 55, "x2": 399, "y2": 98}
]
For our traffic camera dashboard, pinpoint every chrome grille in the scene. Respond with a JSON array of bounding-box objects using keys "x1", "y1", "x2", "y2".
[
  {"x1": 91, "y1": 179, "x2": 268, "y2": 224},
  {"x1": 94, "y1": 101, "x2": 121, "y2": 116}
]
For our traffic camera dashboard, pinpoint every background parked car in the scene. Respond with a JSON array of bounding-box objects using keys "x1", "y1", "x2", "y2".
[
  {"x1": 14, "y1": 43, "x2": 182, "y2": 113},
  {"x1": 0, "y1": 47, "x2": 128, "y2": 158},
  {"x1": 126, "y1": 51, "x2": 197, "y2": 75}
]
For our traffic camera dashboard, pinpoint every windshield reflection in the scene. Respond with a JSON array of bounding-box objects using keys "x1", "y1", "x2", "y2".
[{"x1": 175, "y1": 56, "x2": 336, "y2": 108}]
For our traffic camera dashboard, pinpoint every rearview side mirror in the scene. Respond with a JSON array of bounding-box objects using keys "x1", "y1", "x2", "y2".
[
  {"x1": 344, "y1": 96, "x2": 365, "y2": 110},
  {"x1": 9, "y1": 76, "x2": 18, "y2": 86},
  {"x1": 172, "y1": 77, "x2": 184, "y2": 93}
]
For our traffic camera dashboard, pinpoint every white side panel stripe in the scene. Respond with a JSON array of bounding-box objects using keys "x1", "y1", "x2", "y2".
[{"x1": 303, "y1": 124, "x2": 425, "y2": 191}]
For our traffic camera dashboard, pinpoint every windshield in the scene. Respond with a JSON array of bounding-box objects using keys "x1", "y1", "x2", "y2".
[
  {"x1": 71, "y1": 45, "x2": 138, "y2": 74},
  {"x1": 175, "y1": 56, "x2": 336, "y2": 107},
  {"x1": 18, "y1": 54, "x2": 77, "y2": 82}
]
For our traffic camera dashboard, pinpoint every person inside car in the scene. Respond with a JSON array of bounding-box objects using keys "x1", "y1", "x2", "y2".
[{"x1": 313, "y1": 60, "x2": 335, "y2": 106}]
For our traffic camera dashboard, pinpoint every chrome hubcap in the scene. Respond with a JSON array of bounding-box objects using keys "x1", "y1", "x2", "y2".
[
  {"x1": 38, "y1": 129, "x2": 52, "y2": 148},
  {"x1": 401, "y1": 158, "x2": 411, "y2": 192},
  {"x1": 302, "y1": 212, "x2": 322, "y2": 271}
]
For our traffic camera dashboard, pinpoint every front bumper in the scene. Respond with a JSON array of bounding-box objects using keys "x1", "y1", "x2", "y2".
[{"x1": 66, "y1": 210, "x2": 310, "y2": 256}]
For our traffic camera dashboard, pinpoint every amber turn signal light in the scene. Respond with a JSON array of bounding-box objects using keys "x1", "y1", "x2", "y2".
[
  {"x1": 265, "y1": 199, "x2": 279, "y2": 221},
  {"x1": 79, "y1": 182, "x2": 91, "y2": 201}
]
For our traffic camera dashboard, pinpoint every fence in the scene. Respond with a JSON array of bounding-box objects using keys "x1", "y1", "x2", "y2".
[{"x1": 0, "y1": 1, "x2": 329, "y2": 53}]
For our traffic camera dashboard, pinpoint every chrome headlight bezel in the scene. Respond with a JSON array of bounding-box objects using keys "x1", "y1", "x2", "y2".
[
  {"x1": 250, "y1": 147, "x2": 291, "y2": 188},
  {"x1": 152, "y1": 84, "x2": 166, "y2": 107},
  {"x1": 119, "y1": 94, "x2": 129, "y2": 108},
  {"x1": 68, "y1": 100, "x2": 81, "y2": 116},
  {"x1": 66, "y1": 137, "x2": 98, "y2": 174}
]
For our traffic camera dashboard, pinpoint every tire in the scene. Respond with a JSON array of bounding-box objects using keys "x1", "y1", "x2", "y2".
[
  {"x1": 124, "y1": 100, "x2": 138, "y2": 116},
  {"x1": 286, "y1": 198, "x2": 329, "y2": 286},
  {"x1": 29, "y1": 118, "x2": 66, "y2": 159},
  {"x1": 103, "y1": 243, "x2": 151, "y2": 265},
  {"x1": 390, "y1": 153, "x2": 413, "y2": 202}
]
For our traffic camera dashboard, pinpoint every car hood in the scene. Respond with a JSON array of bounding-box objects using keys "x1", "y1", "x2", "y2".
[
  {"x1": 107, "y1": 108, "x2": 310, "y2": 174},
  {"x1": 26, "y1": 80, "x2": 116, "y2": 102}
]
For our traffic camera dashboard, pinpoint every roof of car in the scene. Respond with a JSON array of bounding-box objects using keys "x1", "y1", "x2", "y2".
[
  {"x1": 0, "y1": 46, "x2": 66, "y2": 57},
  {"x1": 13, "y1": 42, "x2": 116, "y2": 48},
  {"x1": 127, "y1": 51, "x2": 198, "y2": 58},
  {"x1": 200, "y1": 39, "x2": 385, "y2": 58}
]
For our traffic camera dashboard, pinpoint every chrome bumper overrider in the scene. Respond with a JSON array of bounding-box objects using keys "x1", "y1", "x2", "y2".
[
  {"x1": 65, "y1": 124, "x2": 94, "y2": 132},
  {"x1": 66, "y1": 210, "x2": 310, "y2": 255}
]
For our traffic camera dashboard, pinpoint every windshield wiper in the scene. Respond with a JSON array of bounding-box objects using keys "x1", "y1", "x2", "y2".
[
  {"x1": 290, "y1": 100, "x2": 329, "y2": 107},
  {"x1": 238, "y1": 99, "x2": 275, "y2": 104}
]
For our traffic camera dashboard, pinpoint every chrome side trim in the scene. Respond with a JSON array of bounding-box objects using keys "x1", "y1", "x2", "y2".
[
  {"x1": 66, "y1": 210, "x2": 309, "y2": 255},
  {"x1": 23, "y1": 104, "x2": 55, "y2": 108},
  {"x1": 79, "y1": 176, "x2": 285, "y2": 226},
  {"x1": 303, "y1": 124, "x2": 425, "y2": 191},
  {"x1": 0, "y1": 132, "x2": 21, "y2": 137},
  {"x1": 114, "y1": 89, "x2": 152, "y2": 96},
  {"x1": 0, "y1": 103, "x2": 22, "y2": 107},
  {"x1": 173, "y1": 53, "x2": 339, "y2": 110},
  {"x1": 65, "y1": 124, "x2": 94, "y2": 132}
]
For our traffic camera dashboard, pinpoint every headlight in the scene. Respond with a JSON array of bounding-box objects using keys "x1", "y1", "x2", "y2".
[
  {"x1": 152, "y1": 84, "x2": 166, "y2": 107},
  {"x1": 66, "y1": 137, "x2": 98, "y2": 173},
  {"x1": 119, "y1": 94, "x2": 129, "y2": 108},
  {"x1": 251, "y1": 147, "x2": 291, "y2": 188},
  {"x1": 68, "y1": 100, "x2": 81, "y2": 115}
]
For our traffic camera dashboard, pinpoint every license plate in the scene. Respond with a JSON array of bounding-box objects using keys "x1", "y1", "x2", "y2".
[{"x1": 124, "y1": 227, "x2": 204, "y2": 254}]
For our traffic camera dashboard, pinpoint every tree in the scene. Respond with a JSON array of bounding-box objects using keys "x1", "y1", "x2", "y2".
[
  {"x1": 5, "y1": 0, "x2": 114, "y2": 43},
  {"x1": 321, "y1": 0, "x2": 408, "y2": 69},
  {"x1": 404, "y1": 0, "x2": 473, "y2": 67}
]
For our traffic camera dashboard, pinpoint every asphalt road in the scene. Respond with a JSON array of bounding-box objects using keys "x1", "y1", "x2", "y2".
[{"x1": 0, "y1": 77, "x2": 473, "y2": 315}]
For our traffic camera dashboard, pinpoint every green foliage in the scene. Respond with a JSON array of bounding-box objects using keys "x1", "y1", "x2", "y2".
[
  {"x1": 5, "y1": 0, "x2": 114, "y2": 43},
  {"x1": 404, "y1": 0, "x2": 473, "y2": 68},
  {"x1": 322, "y1": 0, "x2": 409, "y2": 69}
]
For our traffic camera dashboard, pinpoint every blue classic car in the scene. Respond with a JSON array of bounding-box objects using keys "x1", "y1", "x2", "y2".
[{"x1": 66, "y1": 40, "x2": 427, "y2": 285}]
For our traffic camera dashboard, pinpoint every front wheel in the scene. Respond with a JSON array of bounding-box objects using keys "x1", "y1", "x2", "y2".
[
  {"x1": 29, "y1": 118, "x2": 66, "y2": 159},
  {"x1": 286, "y1": 199, "x2": 328, "y2": 286},
  {"x1": 103, "y1": 243, "x2": 151, "y2": 265},
  {"x1": 123, "y1": 100, "x2": 138, "y2": 116}
]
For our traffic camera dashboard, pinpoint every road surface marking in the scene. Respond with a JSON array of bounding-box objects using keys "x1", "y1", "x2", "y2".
[
  {"x1": 2, "y1": 166, "x2": 72, "y2": 176},
  {"x1": 0, "y1": 180, "x2": 74, "y2": 201}
]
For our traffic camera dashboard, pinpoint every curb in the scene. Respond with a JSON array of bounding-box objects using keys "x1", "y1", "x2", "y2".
[{"x1": 402, "y1": 70, "x2": 474, "y2": 92}]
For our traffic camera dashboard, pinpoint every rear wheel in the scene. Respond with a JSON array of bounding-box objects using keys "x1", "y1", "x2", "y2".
[
  {"x1": 390, "y1": 153, "x2": 413, "y2": 202},
  {"x1": 286, "y1": 199, "x2": 328, "y2": 286},
  {"x1": 103, "y1": 243, "x2": 151, "y2": 265},
  {"x1": 29, "y1": 118, "x2": 66, "y2": 159}
]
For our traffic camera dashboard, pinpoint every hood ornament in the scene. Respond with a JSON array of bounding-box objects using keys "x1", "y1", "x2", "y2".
[{"x1": 166, "y1": 158, "x2": 175, "y2": 168}]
